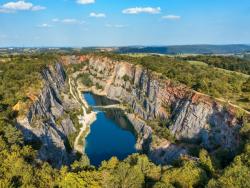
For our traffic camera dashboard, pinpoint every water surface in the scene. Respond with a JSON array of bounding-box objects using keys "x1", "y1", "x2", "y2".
[{"x1": 83, "y1": 93, "x2": 136, "y2": 166}]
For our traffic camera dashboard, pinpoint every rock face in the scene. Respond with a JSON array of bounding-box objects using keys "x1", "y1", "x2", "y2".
[
  {"x1": 170, "y1": 96, "x2": 241, "y2": 150},
  {"x1": 17, "y1": 63, "x2": 80, "y2": 168},
  {"x1": 126, "y1": 114, "x2": 152, "y2": 152},
  {"x1": 67, "y1": 55, "x2": 243, "y2": 164},
  {"x1": 22, "y1": 55, "x2": 241, "y2": 166}
]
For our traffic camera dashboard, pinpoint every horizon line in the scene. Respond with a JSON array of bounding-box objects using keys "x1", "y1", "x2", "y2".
[{"x1": 1, "y1": 43, "x2": 250, "y2": 49}]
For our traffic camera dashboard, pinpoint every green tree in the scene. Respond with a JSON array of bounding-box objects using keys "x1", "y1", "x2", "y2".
[
  {"x1": 242, "y1": 78, "x2": 250, "y2": 92},
  {"x1": 71, "y1": 154, "x2": 91, "y2": 172},
  {"x1": 35, "y1": 163, "x2": 59, "y2": 188},
  {"x1": 199, "y1": 149, "x2": 215, "y2": 176},
  {"x1": 125, "y1": 154, "x2": 161, "y2": 182},
  {"x1": 153, "y1": 181, "x2": 174, "y2": 188},
  {"x1": 207, "y1": 144, "x2": 250, "y2": 188},
  {"x1": 110, "y1": 162, "x2": 145, "y2": 188},
  {"x1": 161, "y1": 160, "x2": 208, "y2": 188}
]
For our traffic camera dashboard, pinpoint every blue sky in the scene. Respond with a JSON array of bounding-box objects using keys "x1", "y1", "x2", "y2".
[{"x1": 0, "y1": 0, "x2": 250, "y2": 47}]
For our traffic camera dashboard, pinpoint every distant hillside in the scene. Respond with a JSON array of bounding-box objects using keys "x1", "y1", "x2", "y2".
[
  {"x1": 2, "y1": 45, "x2": 250, "y2": 55},
  {"x1": 116, "y1": 44, "x2": 250, "y2": 54}
]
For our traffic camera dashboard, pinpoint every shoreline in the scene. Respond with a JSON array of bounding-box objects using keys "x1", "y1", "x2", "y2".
[{"x1": 69, "y1": 77, "x2": 97, "y2": 154}]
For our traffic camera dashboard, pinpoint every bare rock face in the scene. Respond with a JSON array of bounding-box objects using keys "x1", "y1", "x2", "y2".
[
  {"x1": 149, "y1": 140, "x2": 188, "y2": 164},
  {"x1": 71, "y1": 55, "x2": 243, "y2": 164},
  {"x1": 126, "y1": 114, "x2": 152, "y2": 152},
  {"x1": 170, "y1": 95, "x2": 241, "y2": 150},
  {"x1": 17, "y1": 63, "x2": 80, "y2": 168}
]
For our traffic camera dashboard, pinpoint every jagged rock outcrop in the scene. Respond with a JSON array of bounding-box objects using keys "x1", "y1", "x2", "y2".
[
  {"x1": 126, "y1": 114, "x2": 152, "y2": 152},
  {"x1": 17, "y1": 63, "x2": 81, "y2": 168},
  {"x1": 170, "y1": 96, "x2": 241, "y2": 150},
  {"x1": 65, "y1": 55, "x2": 243, "y2": 164}
]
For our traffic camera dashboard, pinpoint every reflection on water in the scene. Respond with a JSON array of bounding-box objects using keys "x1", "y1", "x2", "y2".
[
  {"x1": 83, "y1": 92, "x2": 137, "y2": 166},
  {"x1": 83, "y1": 92, "x2": 119, "y2": 107},
  {"x1": 105, "y1": 108, "x2": 136, "y2": 134}
]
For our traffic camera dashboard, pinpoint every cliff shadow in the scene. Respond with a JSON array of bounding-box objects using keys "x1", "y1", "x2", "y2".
[{"x1": 17, "y1": 122, "x2": 77, "y2": 168}]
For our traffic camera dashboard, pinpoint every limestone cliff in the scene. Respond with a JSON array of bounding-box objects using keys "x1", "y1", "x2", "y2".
[
  {"x1": 66, "y1": 55, "x2": 243, "y2": 164},
  {"x1": 17, "y1": 63, "x2": 81, "y2": 168}
]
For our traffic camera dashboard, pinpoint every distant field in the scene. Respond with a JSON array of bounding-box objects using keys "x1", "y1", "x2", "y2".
[
  {"x1": 126, "y1": 53, "x2": 164, "y2": 57},
  {"x1": 187, "y1": 60, "x2": 208, "y2": 66},
  {"x1": 126, "y1": 53, "x2": 202, "y2": 57},
  {"x1": 127, "y1": 55, "x2": 250, "y2": 79},
  {"x1": 116, "y1": 44, "x2": 250, "y2": 54},
  {"x1": 215, "y1": 67, "x2": 250, "y2": 79},
  {"x1": 187, "y1": 60, "x2": 250, "y2": 78}
]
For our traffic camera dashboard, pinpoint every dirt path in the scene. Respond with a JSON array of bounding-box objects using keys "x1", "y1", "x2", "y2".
[
  {"x1": 194, "y1": 91, "x2": 250, "y2": 115},
  {"x1": 68, "y1": 77, "x2": 96, "y2": 154}
]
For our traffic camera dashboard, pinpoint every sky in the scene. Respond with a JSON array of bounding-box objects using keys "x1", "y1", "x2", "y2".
[{"x1": 0, "y1": 0, "x2": 250, "y2": 47}]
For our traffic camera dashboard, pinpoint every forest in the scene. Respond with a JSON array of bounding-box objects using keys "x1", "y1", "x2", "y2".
[
  {"x1": 0, "y1": 53, "x2": 249, "y2": 187},
  {"x1": 116, "y1": 44, "x2": 250, "y2": 54},
  {"x1": 183, "y1": 55, "x2": 250, "y2": 75}
]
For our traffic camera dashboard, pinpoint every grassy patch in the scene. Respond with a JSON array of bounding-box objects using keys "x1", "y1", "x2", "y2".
[{"x1": 77, "y1": 73, "x2": 93, "y2": 87}]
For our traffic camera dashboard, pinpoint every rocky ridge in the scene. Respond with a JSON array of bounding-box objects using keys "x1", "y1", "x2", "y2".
[
  {"x1": 16, "y1": 63, "x2": 82, "y2": 168},
  {"x1": 65, "y1": 55, "x2": 243, "y2": 164}
]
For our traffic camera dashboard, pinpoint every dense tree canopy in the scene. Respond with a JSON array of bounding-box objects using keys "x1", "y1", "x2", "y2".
[{"x1": 184, "y1": 55, "x2": 250, "y2": 75}]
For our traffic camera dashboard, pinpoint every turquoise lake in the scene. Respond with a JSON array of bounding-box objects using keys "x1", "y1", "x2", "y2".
[{"x1": 83, "y1": 93, "x2": 137, "y2": 166}]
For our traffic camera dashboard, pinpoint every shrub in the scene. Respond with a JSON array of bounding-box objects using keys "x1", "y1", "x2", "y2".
[
  {"x1": 86, "y1": 107, "x2": 93, "y2": 114},
  {"x1": 78, "y1": 73, "x2": 93, "y2": 87},
  {"x1": 161, "y1": 160, "x2": 208, "y2": 187},
  {"x1": 122, "y1": 74, "x2": 130, "y2": 82},
  {"x1": 95, "y1": 83, "x2": 103, "y2": 90}
]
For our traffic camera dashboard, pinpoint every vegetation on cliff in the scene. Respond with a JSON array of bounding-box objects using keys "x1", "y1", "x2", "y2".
[
  {"x1": 94, "y1": 52, "x2": 250, "y2": 111},
  {"x1": 0, "y1": 54, "x2": 58, "y2": 149}
]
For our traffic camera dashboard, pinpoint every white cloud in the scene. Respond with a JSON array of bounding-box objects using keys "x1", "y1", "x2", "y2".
[
  {"x1": 162, "y1": 15, "x2": 181, "y2": 20},
  {"x1": 105, "y1": 24, "x2": 127, "y2": 28},
  {"x1": 89, "y1": 12, "x2": 106, "y2": 18},
  {"x1": 122, "y1": 7, "x2": 161, "y2": 14},
  {"x1": 37, "y1": 18, "x2": 85, "y2": 28},
  {"x1": 37, "y1": 23, "x2": 52, "y2": 28},
  {"x1": 0, "y1": 1, "x2": 46, "y2": 13},
  {"x1": 77, "y1": 0, "x2": 95, "y2": 5},
  {"x1": 52, "y1": 18, "x2": 60, "y2": 22},
  {"x1": 114, "y1": 24, "x2": 126, "y2": 28},
  {"x1": 62, "y1": 18, "x2": 78, "y2": 24},
  {"x1": 52, "y1": 18, "x2": 85, "y2": 25},
  {"x1": 2, "y1": 1, "x2": 33, "y2": 10},
  {"x1": 32, "y1": 5, "x2": 46, "y2": 11}
]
